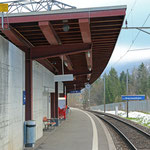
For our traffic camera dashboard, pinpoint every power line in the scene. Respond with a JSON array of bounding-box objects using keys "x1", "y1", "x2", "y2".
[
  {"x1": 129, "y1": 48, "x2": 150, "y2": 51},
  {"x1": 111, "y1": 14, "x2": 150, "y2": 67},
  {"x1": 126, "y1": 0, "x2": 138, "y2": 19}
]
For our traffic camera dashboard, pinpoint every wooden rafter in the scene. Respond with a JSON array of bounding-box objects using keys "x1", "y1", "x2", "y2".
[{"x1": 39, "y1": 21, "x2": 73, "y2": 71}]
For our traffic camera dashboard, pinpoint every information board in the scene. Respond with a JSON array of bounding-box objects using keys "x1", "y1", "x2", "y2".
[
  {"x1": 121, "y1": 95, "x2": 145, "y2": 100},
  {"x1": 69, "y1": 90, "x2": 81, "y2": 93},
  {"x1": 0, "y1": 4, "x2": 8, "y2": 12}
]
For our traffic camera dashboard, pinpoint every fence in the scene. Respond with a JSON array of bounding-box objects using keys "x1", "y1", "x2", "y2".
[{"x1": 91, "y1": 100, "x2": 150, "y2": 113}]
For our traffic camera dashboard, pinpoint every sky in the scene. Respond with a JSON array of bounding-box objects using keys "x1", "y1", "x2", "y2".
[{"x1": 1, "y1": 0, "x2": 150, "y2": 72}]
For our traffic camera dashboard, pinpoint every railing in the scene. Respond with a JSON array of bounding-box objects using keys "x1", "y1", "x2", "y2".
[
  {"x1": 0, "y1": 0, "x2": 76, "y2": 14},
  {"x1": 91, "y1": 100, "x2": 150, "y2": 113}
]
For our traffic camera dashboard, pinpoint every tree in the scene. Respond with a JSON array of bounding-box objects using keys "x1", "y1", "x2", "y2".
[
  {"x1": 105, "y1": 68, "x2": 121, "y2": 103},
  {"x1": 137, "y1": 63, "x2": 148, "y2": 95},
  {"x1": 119, "y1": 71, "x2": 126, "y2": 95}
]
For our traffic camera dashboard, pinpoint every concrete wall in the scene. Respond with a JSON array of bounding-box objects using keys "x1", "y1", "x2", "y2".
[
  {"x1": 0, "y1": 37, "x2": 25, "y2": 150},
  {"x1": 33, "y1": 61, "x2": 63, "y2": 140},
  {"x1": 8, "y1": 42, "x2": 25, "y2": 150},
  {"x1": 0, "y1": 35, "x2": 63, "y2": 150},
  {"x1": 0, "y1": 36, "x2": 9, "y2": 150}
]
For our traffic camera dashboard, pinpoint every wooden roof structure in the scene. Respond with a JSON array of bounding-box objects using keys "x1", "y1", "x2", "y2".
[{"x1": 0, "y1": 5, "x2": 126, "y2": 92}]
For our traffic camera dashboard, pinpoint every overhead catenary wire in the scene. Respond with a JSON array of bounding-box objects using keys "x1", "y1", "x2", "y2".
[
  {"x1": 129, "y1": 47, "x2": 150, "y2": 51},
  {"x1": 111, "y1": 13, "x2": 150, "y2": 67},
  {"x1": 126, "y1": 0, "x2": 138, "y2": 20}
]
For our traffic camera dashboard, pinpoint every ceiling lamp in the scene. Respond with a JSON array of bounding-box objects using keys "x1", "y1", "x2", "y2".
[
  {"x1": 63, "y1": 24, "x2": 70, "y2": 32},
  {"x1": 63, "y1": 19, "x2": 70, "y2": 32}
]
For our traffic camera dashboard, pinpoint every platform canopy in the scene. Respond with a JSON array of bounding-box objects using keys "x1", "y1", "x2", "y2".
[{"x1": 0, "y1": 5, "x2": 126, "y2": 92}]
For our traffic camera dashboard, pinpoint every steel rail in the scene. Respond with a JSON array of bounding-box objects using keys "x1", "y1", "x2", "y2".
[
  {"x1": 90, "y1": 110, "x2": 150, "y2": 150},
  {"x1": 92, "y1": 111, "x2": 150, "y2": 137}
]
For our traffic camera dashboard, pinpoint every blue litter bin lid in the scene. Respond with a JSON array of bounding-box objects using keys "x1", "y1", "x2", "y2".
[{"x1": 26, "y1": 120, "x2": 36, "y2": 126}]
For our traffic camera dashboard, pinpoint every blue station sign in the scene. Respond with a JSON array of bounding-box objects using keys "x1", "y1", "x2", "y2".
[
  {"x1": 121, "y1": 95, "x2": 145, "y2": 101},
  {"x1": 69, "y1": 90, "x2": 81, "y2": 93},
  {"x1": 23, "y1": 91, "x2": 26, "y2": 105}
]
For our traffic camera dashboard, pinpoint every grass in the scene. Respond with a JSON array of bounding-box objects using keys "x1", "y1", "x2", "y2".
[{"x1": 125, "y1": 117, "x2": 150, "y2": 128}]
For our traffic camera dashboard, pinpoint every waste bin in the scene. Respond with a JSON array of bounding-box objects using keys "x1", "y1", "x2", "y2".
[{"x1": 25, "y1": 120, "x2": 36, "y2": 147}]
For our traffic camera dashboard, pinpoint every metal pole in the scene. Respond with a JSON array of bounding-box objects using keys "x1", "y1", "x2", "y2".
[
  {"x1": 61, "y1": 55, "x2": 64, "y2": 75},
  {"x1": 126, "y1": 69, "x2": 129, "y2": 118},
  {"x1": 104, "y1": 77, "x2": 106, "y2": 113},
  {"x1": 1, "y1": 12, "x2": 4, "y2": 29},
  {"x1": 89, "y1": 87, "x2": 90, "y2": 110}
]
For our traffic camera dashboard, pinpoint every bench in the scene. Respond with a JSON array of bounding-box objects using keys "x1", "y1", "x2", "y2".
[{"x1": 43, "y1": 117, "x2": 56, "y2": 130}]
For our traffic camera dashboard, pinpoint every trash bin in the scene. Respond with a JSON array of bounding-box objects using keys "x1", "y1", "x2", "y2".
[{"x1": 25, "y1": 120, "x2": 36, "y2": 147}]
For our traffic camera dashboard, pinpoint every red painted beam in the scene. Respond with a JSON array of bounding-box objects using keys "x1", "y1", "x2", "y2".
[
  {"x1": 1, "y1": 24, "x2": 33, "y2": 50},
  {"x1": 39, "y1": 21, "x2": 73, "y2": 71},
  {"x1": 74, "y1": 71, "x2": 92, "y2": 77},
  {"x1": 79, "y1": 18, "x2": 93, "y2": 78},
  {"x1": 85, "y1": 50, "x2": 93, "y2": 71},
  {"x1": 51, "y1": 93, "x2": 55, "y2": 118},
  {"x1": 39, "y1": 21, "x2": 61, "y2": 45},
  {"x1": 79, "y1": 19, "x2": 91, "y2": 43},
  {"x1": 25, "y1": 50, "x2": 33, "y2": 121},
  {"x1": 63, "y1": 55, "x2": 73, "y2": 70},
  {"x1": 37, "y1": 59, "x2": 59, "y2": 74},
  {"x1": 2, "y1": 9, "x2": 126, "y2": 23},
  {"x1": 31, "y1": 43, "x2": 91, "y2": 60}
]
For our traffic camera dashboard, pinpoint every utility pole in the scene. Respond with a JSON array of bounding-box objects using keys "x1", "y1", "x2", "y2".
[
  {"x1": 126, "y1": 69, "x2": 129, "y2": 118},
  {"x1": 104, "y1": 77, "x2": 106, "y2": 113},
  {"x1": 89, "y1": 87, "x2": 90, "y2": 110}
]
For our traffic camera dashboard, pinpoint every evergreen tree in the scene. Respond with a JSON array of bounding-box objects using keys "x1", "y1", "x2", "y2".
[
  {"x1": 137, "y1": 63, "x2": 148, "y2": 95},
  {"x1": 105, "y1": 68, "x2": 121, "y2": 103},
  {"x1": 119, "y1": 71, "x2": 126, "y2": 95}
]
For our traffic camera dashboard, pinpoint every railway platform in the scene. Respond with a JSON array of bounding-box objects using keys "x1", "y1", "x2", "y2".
[{"x1": 30, "y1": 108, "x2": 116, "y2": 150}]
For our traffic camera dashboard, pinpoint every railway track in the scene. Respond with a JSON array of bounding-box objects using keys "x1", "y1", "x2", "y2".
[{"x1": 90, "y1": 111, "x2": 150, "y2": 150}]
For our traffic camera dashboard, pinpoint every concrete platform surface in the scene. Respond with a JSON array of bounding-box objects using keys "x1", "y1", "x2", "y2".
[{"x1": 32, "y1": 108, "x2": 116, "y2": 150}]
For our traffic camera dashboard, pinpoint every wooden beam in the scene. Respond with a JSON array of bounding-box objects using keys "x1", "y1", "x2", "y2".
[
  {"x1": 79, "y1": 19, "x2": 92, "y2": 79},
  {"x1": 39, "y1": 21, "x2": 61, "y2": 45},
  {"x1": 1, "y1": 24, "x2": 33, "y2": 50},
  {"x1": 31, "y1": 43, "x2": 91, "y2": 60},
  {"x1": 79, "y1": 19, "x2": 91, "y2": 43},
  {"x1": 63, "y1": 55, "x2": 73, "y2": 70},
  {"x1": 37, "y1": 59, "x2": 59, "y2": 73},
  {"x1": 87, "y1": 74, "x2": 91, "y2": 81},
  {"x1": 85, "y1": 50, "x2": 93, "y2": 71},
  {"x1": 39, "y1": 21, "x2": 73, "y2": 70},
  {"x1": 74, "y1": 71, "x2": 92, "y2": 77}
]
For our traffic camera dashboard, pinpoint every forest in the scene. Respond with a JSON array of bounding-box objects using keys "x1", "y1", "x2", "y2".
[{"x1": 82, "y1": 63, "x2": 150, "y2": 107}]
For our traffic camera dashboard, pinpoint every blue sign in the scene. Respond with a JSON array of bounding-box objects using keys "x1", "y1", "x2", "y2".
[
  {"x1": 69, "y1": 90, "x2": 81, "y2": 93},
  {"x1": 122, "y1": 95, "x2": 145, "y2": 100},
  {"x1": 23, "y1": 91, "x2": 26, "y2": 105}
]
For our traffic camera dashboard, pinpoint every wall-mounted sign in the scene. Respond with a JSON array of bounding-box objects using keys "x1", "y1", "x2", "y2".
[
  {"x1": 0, "y1": 4, "x2": 8, "y2": 12},
  {"x1": 23, "y1": 91, "x2": 26, "y2": 105},
  {"x1": 54, "y1": 74, "x2": 73, "y2": 82},
  {"x1": 58, "y1": 97, "x2": 66, "y2": 109},
  {"x1": 69, "y1": 90, "x2": 81, "y2": 93}
]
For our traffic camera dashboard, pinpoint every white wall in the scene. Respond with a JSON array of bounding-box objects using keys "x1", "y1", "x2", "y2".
[
  {"x1": 0, "y1": 36, "x2": 9, "y2": 150},
  {"x1": 0, "y1": 37, "x2": 25, "y2": 150},
  {"x1": 8, "y1": 42, "x2": 25, "y2": 150},
  {"x1": 33, "y1": 61, "x2": 63, "y2": 140},
  {"x1": 0, "y1": 35, "x2": 63, "y2": 149}
]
